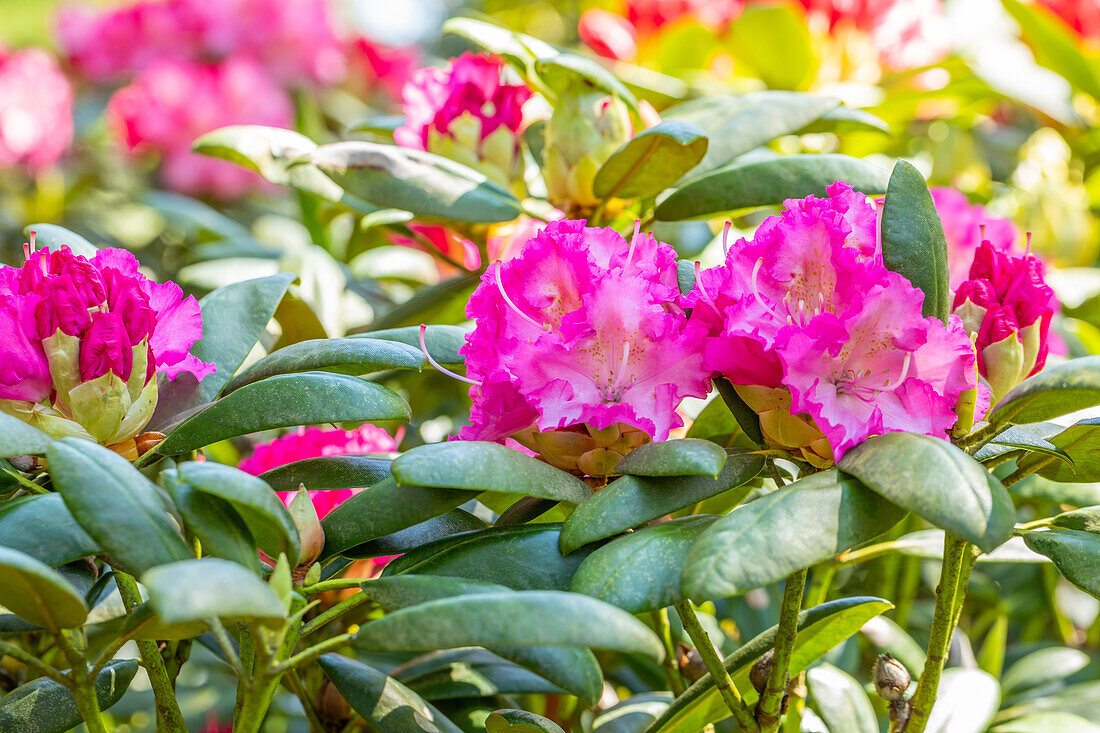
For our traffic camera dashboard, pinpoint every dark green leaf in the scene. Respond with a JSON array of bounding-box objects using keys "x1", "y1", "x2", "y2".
[
  {"x1": 663, "y1": 92, "x2": 839, "y2": 176},
  {"x1": 486, "y1": 709, "x2": 566, "y2": 733},
  {"x1": 644, "y1": 597, "x2": 892, "y2": 732},
  {"x1": 143, "y1": 558, "x2": 286, "y2": 626},
  {"x1": 0, "y1": 494, "x2": 98, "y2": 566},
  {"x1": 222, "y1": 338, "x2": 423, "y2": 393},
  {"x1": 306, "y1": 142, "x2": 523, "y2": 223},
  {"x1": 594, "y1": 121, "x2": 708, "y2": 199},
  {"x1": 571, "y1": 515, "x2": 717, "y2": 613},
  {"x1": 396, "y1": 650, "x2": 565, "y2": 700},
  {"x1": 655, "y1": 154, "x2": 890, "y2": 221},
  {"x1": 0, "y1": 659, "x2": 137, "y2": 733},
  {"x1": 345, "y1": 510, "x2": 489, "y2": 559},
  {"x1": 23, "y1": 223, "x2": 97, "y2": 257},
  {"x1": 798, "y1": 106, "x2": 891, "y2": 135},
  {"x1": 354, "y1": 590, "x2": 664, "y2": 659},
  {"x1": 987, "y1": 357, "x2": 1100, "y2": 425},
  {"x1": 713, "y1": 378, "x2": 764, "y2": 447},
  {"x1": 365, "y1": 273, "x2": 481, "y2": 331},
  {"x1": 318, "y1": 653, "x2": 464, "y2": 733},
  {"x1": 0, "y1": 547, "x2": 87, "y2": 630},
  {"x1": 1052, "y1": 505, "x2": 1100, "y2": 533},
  {"x1": 613, "y1": 439, "x2": 726, "y2": 478},
  {"x1": 358, "y1": 576, "x2": 602, "y2": 705},
  {"x1": 1021, "y1": 419, "x2": 1100, "y2": 482},
  {"x1": 321, "y1": 477, "x2": 477, "y2": 559},
  {"x1": 152, "y1": 273, "x2": 296, "y2": 427},
  {"x1": 975, "y1": 423, "x2": 1071, "y2": 464},
  {"x1": 384, "y1": 524, "x2": 594, "y2": 591},
  {"x1": 158, "y1": 372, "x2": 410, "y2": 455},
  {"x1": 353, "y1": 325, "x2": 469, "y2": 367},
  {"x1": 1024, "y1": 529, "x2": 1100, "y2": 598},
  {"x1": 392, "y1": 442, "x2": 592, "y2": 504},
  {"x1": 0, "y1": 412, "x2": 51, "y2": 457},
  {"x1": 259, "y1": 456, "x2": 392, "y2": 493},
  {"x1": 682, "y1": 470, "x2": 905, "y2": 600},
  {"x1": 685, "y1": 397, "x2": 754, "y2": 450},
  {"x1": 193, "y1": 125, "x2": 377, "y2": 215},
  {"x1": 838, "y1": 433, "x2": 1014, "y2": 553},
  {"x1": 176, "y1": 461, "x2": 299, "y2": 561},
  {"x1": 879, "y1": 159, "x2": 950, "y2": 321},
  {"x1": 47, "y1": 439, "x2": 191, "y2": 575},
  {"x1": 164, "y1": 482, "x2": 258, "y2": 570},
  {"x1": 560, "y1": 452, "x2": 763, "y2": 554}
]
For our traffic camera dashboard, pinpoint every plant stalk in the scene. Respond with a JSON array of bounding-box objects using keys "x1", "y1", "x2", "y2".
[
  {"x1": 905, "y1": 534, "x2": 970, "y2": 733},
  {"x1": 757, "y1": 569, "x2": 808, "y2": 732},
  {"x1": 673, "y1": 601, "x2": 758, "y2": 731},
  {"x1": 652, "y1": 609, "x2": 686, "y2": 696}
]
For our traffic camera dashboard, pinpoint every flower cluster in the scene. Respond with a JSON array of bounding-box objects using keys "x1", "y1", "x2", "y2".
[
  {"x1": 240, "y1": 424, "x2": 398, "y2": 519},
  {"x1": 458, "y1": 219, "x2": 710, "y2": 475},
  {"x1": 0, "y1": 48, "x2": 73, "y2": 170},
  {"x1": 395, "y1": 53, "x2": 532, "y2": 192},
  {"x1": 953, "y1": 242, "x2": 1056, "y2": 403},
  {"x1": 107, "y1": 56, "x2": 294, "y2": 198},
  {"x1": 0, "y1": 237, "x2": 212, "y2": 454},
  {"x1": 58, "y1": 0, "x2": 346, "y2": 86},
  {"x1": 687, "y1": 183, "x2": 978, "y2": 465}
]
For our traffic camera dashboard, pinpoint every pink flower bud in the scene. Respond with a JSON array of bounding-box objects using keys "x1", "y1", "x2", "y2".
[
  {"x1": 0, "y1": 293, "x2": 51, "y2": 402},
  {"x1": 34, "y1": 278, "x2": 91, "y2": 339},
  {"x1": 103, "y1": 267, "x2": 155, "y2": 346},
  {"x1": 79, "y1": 311, "x2": 134, "y2": 383}
]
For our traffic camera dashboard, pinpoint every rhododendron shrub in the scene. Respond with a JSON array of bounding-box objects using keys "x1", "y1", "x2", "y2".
[
  {"x1": 0, "y1": 236, "x2": 212, "y2": 454},
  {"x1": 688, "y1": 183, "x2": 977, "y2": 464}
]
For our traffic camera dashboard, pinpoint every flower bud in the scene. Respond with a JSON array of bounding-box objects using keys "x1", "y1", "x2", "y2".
[
  {"x1": 750, "y1": 649, "x2": 774, "y2": 694},
  {"x1": 872, "y1": 653, "x2": 911, "y2": 702},
  {"x1": 543, "y1": 84, "x2": 632, "y2": 212},
  {"x1": 288, "y1": 484, "x2": 326, "y2": 567},
  {"x1": 517, "y1": 422, "x2": 652, "y2": 479},
  {"x1": 675, "y1": 642, "x2": 707, "y2": 683},
  {"x1": 734, "y1": 384, "x2": 834, "y2": 469}
]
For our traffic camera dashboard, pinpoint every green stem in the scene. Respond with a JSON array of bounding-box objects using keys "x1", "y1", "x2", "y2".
[
  {"x1": 905, "y1": 534, "x2": 969, "y2": 733},
  {"x1": 958, "y1": 421, "x2": 1003, "y2": 451},
  {"x1": 301, "y1": 578, "x2": 364, "y2": 596},
  {"x1": 673, "y1": 601, "x2": 758, "y2": 731},
  {"x1": 804, "y1": 565, "x2": 835, "y2": 609},
  {"x1": 233, "y1": 624, "x2": 255, "y2": 729},
  {"x1": 114, "y1": 572, "x2": 187, "y2": 733},
  {"x1": 55, "y1": 631, "x2": 111, "y2": 733},
  {"x1": 300, "y1": 593, "x2": 371, "y2": 637},
  {"x1": 235, "y1": 672, "x2": 284, "y2": 733},
  {"x1": 284, "y1": 669, "x2": 326, "y2": 733},
  {"x1": 651, "y1": 609, "x2": 686, "y2": 696},
  {"x1": 757, "y1": 570, "x2": 808, "y2": 732},
  {"x1": 1002, "y1": 455, "x2": 1056, "y2": 488},
  {"x1": 273, "y1": 633, "x2": 354, "y2": 674},
  {"x1": 209, "y1": 617, "x2": 250, "y2": 683}
]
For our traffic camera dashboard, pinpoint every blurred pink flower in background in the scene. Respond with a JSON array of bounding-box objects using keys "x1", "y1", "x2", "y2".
[
  {"x1": 0, "y1": 48, "x2": 72, "y2": 170},
  {"x1": 931, "y1": 188, "x2": 1021, "y2": 290},
  {"x1": 239, "y1": 424, "x2": 399, "y2": 518},
  {"x1": 58, "y1": 0, "x2": 346, "y2": 86},
  {"x1": 1039, "y1": 0, "x2": 1100, "y2": 40},
  {"x1": 347, "y1": 36, "x2": 421, "y2": 99},
  {"x1": 107, "y1": 55, "x2": 294, "y2": 198}
]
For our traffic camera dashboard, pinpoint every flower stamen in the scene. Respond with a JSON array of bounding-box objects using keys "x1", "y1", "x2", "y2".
[
  {"x1": 23, "y1": 230, "x2": 36, "y2": 260},
  {"x1": 751, "y1": 257, "x2": 782, "y2": 321},
  {"x1": 494, "y1": 265, "x2": 545, "y2": 331},
  {"x1": 721, "y1": 221, "x2": 732, "y2": 256},
  {"x1": 878, "y1": 352, "x2": 912, "y2": 392},
  {"x1": 419, "y1": 324, "x2": 482, "y2": 386},
  {"x1": 694, "y1": 261, "x2": 718, "y2": 309},
  {"x1": 625, "y1": 219, "x2": 642, "y2": 268}
]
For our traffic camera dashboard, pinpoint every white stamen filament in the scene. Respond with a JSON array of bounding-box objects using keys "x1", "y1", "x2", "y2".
[
  {"x1": 610, "y1": 341, "x2": 632, "y2": 394},
  {"x1": 419, "y1": 324, "x2": 481, "y2": 386},
  {"x1": 23, "y1": 230, "x2": 36, "y2": 260},
  {"x1": 721, "y1": 221, "x2": 732, "y2": 256},
  {"x1": 751, "y1": 258, "x2": 782, "y2": 320},
  {"x1": 879, "y1": 352, "x2": 912, "y2": 392},
  {"x1": 495, "y1": 265, "x2": 545, "y2": 331},
  {"x1": 1025, "y1": 231, "x2": 1033, "y2": 257},
  {"x1": 693, "y1": 261, "x2": 718, "y2": 309},
  {"x1": 625, "y1": 220, "x2": 642, "y2": 268}
]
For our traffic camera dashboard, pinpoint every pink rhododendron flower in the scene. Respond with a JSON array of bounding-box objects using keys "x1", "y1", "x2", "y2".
[
  {"x1": 1039, "y1": 0, "x2": 1100, "y2": 40},
  {"x1": 107, "y1": 55, "x2": 293, "y2": 198},
  {"x1": 58, "y1": 0, "x2": 346, "y2": 86},
  {"x1": 239, "y1": 425, "x2": 399, "y2": 519},
  {"x1": 579, "y1": 9, "x2": 640, "y2": 61},
  {"x1": 455, "y1": 220, "x2": 710, "y2": 475},
  {"x1": 347, "y1": 36, "x2": 420, "y2": 99},
  {"x1": 395, "y1": 53, "x2": 531, "y2": 191},
  {"x1": 953, "y1": 241, "x2": 1056, "y2": 403},
  {"x1": 931, "y1": 188, "x2": 1020, "y2": 290},
  {"x1": 688, "y1": 182, "x2": 978, "y2": 464},
  {"x1": 796, "y1": 0, "x2": 949, "y2": 70},
  {"x1": 390, "y1": 217, "x2": 552, "y2": 276},
  {"x1": 0, "y1": 236, "x2": 213, "y2": 450},
  {"x1": 0, "y1": 48, "x2": 73, "y2": 170}
]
